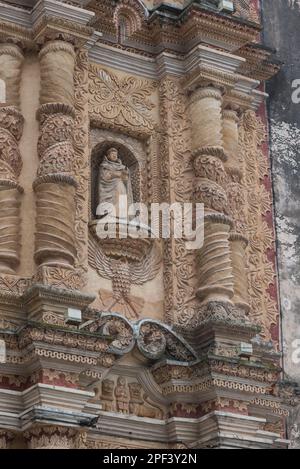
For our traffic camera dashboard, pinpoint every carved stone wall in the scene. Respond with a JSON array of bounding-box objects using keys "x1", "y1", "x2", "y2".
[
  {"x1": 0, "y1": 0, "x2": 286, "y2": 451},
  {"x1": 239, "y1": 110, "x2": 278, "y2": 342},
  {"x1": 158, "y1": 77, "x2": 196, "y2": 325}
]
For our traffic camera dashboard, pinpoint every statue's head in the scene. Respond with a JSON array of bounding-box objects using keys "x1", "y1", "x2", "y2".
[
  {"x1": 102, "y1": 379, "x2": 114, "y2": 396},
  {"x1": 117, "y1": 376, "x2": 126, "y2": 387},
  {"x1": 107, "y1": 147, "x2": 119, "y2": 162}
]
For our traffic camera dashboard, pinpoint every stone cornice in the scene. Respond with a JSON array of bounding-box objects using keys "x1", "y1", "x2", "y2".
[
  {"x1": 0, "y1": 0, "x2": 97, "y2": 48},
  {"x1": 89, "y1": 41, "x2": 265, "y2": 109}
]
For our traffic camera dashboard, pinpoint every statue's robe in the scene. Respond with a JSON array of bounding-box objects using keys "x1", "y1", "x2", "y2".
[{"x1": 98, "y1": 156, "x2": 133, "y2": 218}]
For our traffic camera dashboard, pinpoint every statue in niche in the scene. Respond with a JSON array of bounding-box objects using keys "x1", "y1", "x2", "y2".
[
  {"x1": 115, "y1": 376, "x2": 129, "y2": 414},
  {"x1": 98, "y1": 147, "x2": 133, "y2": 217}
]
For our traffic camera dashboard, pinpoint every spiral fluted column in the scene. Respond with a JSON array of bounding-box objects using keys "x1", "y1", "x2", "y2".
[
  {"x1": 34, "y1": 41, "x2": 77, "y2": 268},
  {"x1": 229, "y1": 233, "x2": 249, "y2": 311},
  {"x1": 188, "y1": 85, "x2": 234, "y2": 304},
  {"x1": 223, "y1": 105, "x2": 249, "y2": 311},
  {"x1": 0, "y1": 43, "x2": 24, "y2": 274}
]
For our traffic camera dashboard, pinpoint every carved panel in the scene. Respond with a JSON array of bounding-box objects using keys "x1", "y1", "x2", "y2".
[
  {"x1": 97, "y1": 375, "x2": 165, "y2": 419},
  {"x1": 88, "y1": 65, "x2": 157, "y2": 137},
  {"x1": 239, "y1": 110, "x2": 278, "y2": 342},
  {"x1": 158, "y1": 77, "x2": 196, "y2": 325}
]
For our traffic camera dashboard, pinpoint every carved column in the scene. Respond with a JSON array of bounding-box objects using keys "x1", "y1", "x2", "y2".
[
  {"x1": 223, "y1": 105, "x2": 249, "y2": 311},
  {"x1": 0, "y1": 43, "x2": 24, "y2": 274},
  {"x1": 188, "y1": 85, "x2": 234, "y2": 304},
  {"x1": 34, "y1": 40, "x2": 77, "y2": 268}
]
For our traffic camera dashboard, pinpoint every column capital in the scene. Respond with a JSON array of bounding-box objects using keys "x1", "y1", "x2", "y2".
[
  {"x1": 0, "y1": 42, "x2": 24, "y2": 60},
  {"x1": 189, "y1": 85, "x2": 224, "y2": 105},
  {"x1": 0, "y1": 429, "x2": 15, "y2": 449},
  {"x1": 223, "y1": 106, "x2": 240, "y2": 122},
  {"x1": 24, "y1": 425, "x2": 79, "y2": 449},
  {"x1": 39, "y1": 39, "x2": 76, "y2": 59},
  {"x1": 32, "y1": 0, "x2": 96, "y2": 49}
]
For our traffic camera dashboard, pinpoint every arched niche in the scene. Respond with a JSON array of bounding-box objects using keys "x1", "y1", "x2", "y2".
[{"x1": 90, "y1": 140, "x2": 141, "y2": 219}]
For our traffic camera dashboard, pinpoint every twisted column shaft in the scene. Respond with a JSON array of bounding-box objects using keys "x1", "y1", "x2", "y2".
[
  {"x1": 223, "y1": 105, "x2": 249, "y2": 311},
  {"x1": 34, "y1": 41, "x2": 77, "y2": 268},
  {"x1": 0, "y1": 43, "x2": 24, "y2": 274},
  {"x1": 188, "y1": 86, "x2": 234, "y2": 304}
]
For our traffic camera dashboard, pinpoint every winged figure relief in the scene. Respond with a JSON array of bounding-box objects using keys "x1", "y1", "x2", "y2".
[{"x1": 88, "y1": 237, "x2": 161, "y2": 318}]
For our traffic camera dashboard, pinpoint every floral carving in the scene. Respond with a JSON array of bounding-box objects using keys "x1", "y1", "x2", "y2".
[
  {"x1": 24, "y1": 426, "x2": 78, "y2": 449},
  {"x1": 0, "y1": 274, "x2": 29, "y2": 296},
  {"x1": 83, "y1": 314, "x2": 135, "y2": 355},
  {"x1": 239, "y1": 110, "x2": 278, "y2": 342},
  {"x1": 73, "y1": 49, "x2": 90, "y2": 278},
  {"x1": 81, "y1": 314, "x2": 197, "y2": 361},
  {"x1": 193, "y1": 154, "x2": 227, "y2": 185},
  {"x1": 158, "y1": 77, "x2": 196, "y2": 325},
  {"x1": 0, "y1": 107, "x2": 23, "y2": 183},
  {"x1": 89, "y1": 65, "x2": 156, "y2": 134},
  {"x1": 37, "y1": 108, "x2": 75, "y2": 179},
  {"x1": 194, "y1": 179, "x2": 228, "y2": 213},
  {"x1": 33, "y1": 265, "x2": 85, "y2": 291}
]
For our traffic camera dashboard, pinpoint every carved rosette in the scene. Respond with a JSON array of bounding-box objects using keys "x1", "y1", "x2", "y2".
[
  {"x1": 0, "y1": 44, "x2": 24, "y2": 274},
  {"x1": 34, "y1": 41, "x2": 77, "y2": 269}
]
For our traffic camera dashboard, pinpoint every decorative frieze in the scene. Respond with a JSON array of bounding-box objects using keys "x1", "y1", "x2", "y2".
[
  {"x1": 0, "y1": 429, "x2": 14, "y2": 449},
  {"x1": 24, "y1": 425, "x2": 79, "y2": 449}
]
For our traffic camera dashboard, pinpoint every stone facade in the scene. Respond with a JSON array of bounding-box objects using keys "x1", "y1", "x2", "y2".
[{"x1": 0, "y1": 0, "x2": 291, "y2": 449}]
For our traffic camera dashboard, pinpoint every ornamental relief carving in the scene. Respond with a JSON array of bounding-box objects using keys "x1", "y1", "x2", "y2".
[
  {"x1": 158, "y1": 77, "x2": 197, "y2": 325},
  {"x1": 73, "y1": 49, "x2": 90, "y2": 285},
  {"x1": 0, "y1": 107, "x2": 23, "y2": 184},
  {"x1": 88, "y1": 129, "x2": 161, "y2": 319},
  {"x1": 88, "y1": 65, "x2": 157, "y2": 136},
  {"x1": 239, "y1": 111, "x2": 278, "y2": 343},
  {"x1": 81, "y1": 313, "x2": 197, "y2": 361},
  {"x1": 88, "y1": 237, "x2": 162, "y2": 320},
  {"x1": 96, "y1": 375, "x2": 165, "y2": 420},
  {"x1": 31, "y1": 49, "x2": 91, "y2": 291}
]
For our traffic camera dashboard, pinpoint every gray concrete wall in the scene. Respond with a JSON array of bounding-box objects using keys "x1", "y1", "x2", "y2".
[
  {"x1": 262, "y1": 0, "x2": 300, "y2": 447},
  {"x1": 262, "y1": 0, "x2": 300, "y2": 383}
]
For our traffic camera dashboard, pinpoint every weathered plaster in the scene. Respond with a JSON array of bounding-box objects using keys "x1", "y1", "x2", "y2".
[
  {"x1": 262, "y1": 0, "x2": 300, "y2": 448},
  {"x1": 263, "y1": 0, "x2": 300, "y2": 381}
]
